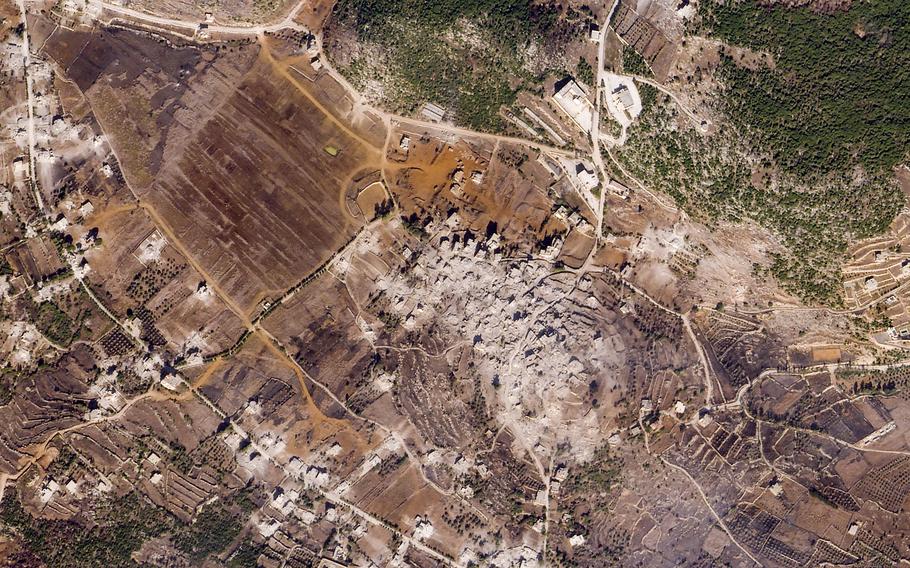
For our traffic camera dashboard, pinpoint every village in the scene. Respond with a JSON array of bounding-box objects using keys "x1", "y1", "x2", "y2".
[{"x1": 1, "y1": 0, "x2": 910, "y2": 567}]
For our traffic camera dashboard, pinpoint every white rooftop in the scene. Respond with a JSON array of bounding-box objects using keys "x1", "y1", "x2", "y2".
[{"x1": 553, "y1": 79, "x2": 594, "y2": 134}]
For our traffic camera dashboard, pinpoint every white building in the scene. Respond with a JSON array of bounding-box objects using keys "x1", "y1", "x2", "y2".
[
  {"x1": 421, "y1": 102, "x2": 446, "y2": 123},
  {"x1": 574, "y1": 161, "x2": 599, "y2": 191},
  {"x1": 589, "y1": 25, "x2": 602, "y2": 42},
  {"x1": 569, "y1": 534, "x2": 587, "y2": 547},
  {"x1": 552, "y1": 79, "x2": 594, "y2": 134},
  {"x1": 613, "y1": 84, "x2": 635, "y2": 110}
]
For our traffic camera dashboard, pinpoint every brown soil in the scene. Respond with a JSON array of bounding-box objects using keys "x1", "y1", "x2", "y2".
[{"x1": 45, "y1": 25, "x2": 385, "y2": 315}]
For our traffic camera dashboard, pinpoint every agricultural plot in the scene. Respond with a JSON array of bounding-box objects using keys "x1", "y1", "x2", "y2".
[
  {"x1": 6, "y1": 1, "x2": 910, "y2": 566},
  {"x1": 842, "y1": 212, "x2": 910, "y2": 337},
  {"x1": 43, "y1": 24, "x2": 380, "y2": 315},
  {"x1": 692, "y1": 308, "x2": 785, "y2": 398}
]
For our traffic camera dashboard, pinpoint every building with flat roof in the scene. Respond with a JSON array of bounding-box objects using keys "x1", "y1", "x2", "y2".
[
  {"x1": 589, "y1": 24, "x2": 602, "y2": 42},
  {"x1": 574, "y1": 160, "x2": 598, "y2": 191},
  {"x1": 552, "y1": 79, "x2": 594, "y2": 134},
  {"x1": 613, "y1": 85, "x2": 635, "y2": 110},
  {"x1": 420, "y1": 102, "x2": 446, "y2": 122}
]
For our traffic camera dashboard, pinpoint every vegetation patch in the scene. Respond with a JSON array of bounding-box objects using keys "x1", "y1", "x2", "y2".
[
  {"x1": 327, "y1": 0, "x2": 591, "y2": 131},
  {"x1": 0, "y1": 491, "x2": 174, "y2": 567},
  {"x1": 0, "y1": 365, "x2": 26, "y2": 406},
  {"x1": 226, "y1": 539, "x2": 265, "y2": 567},
  {"x1": 614, "y1": 2, "x2": 910, "y2": 304},
  {"x1": 575, "y1": 57, "x2": 595, "y2": 87},
  {"x1": 620, "y1": 45, "x2": 652, "y2": 77},
  {"x1": 173, "y1": 491, "x2": 254, "y2": 562},
  {"x1": 616, "y1": 84, "x2": 901, "y2": 304},
  {"x1": 700, "y1": 0, "x2": 910, "y2": 177},
  {"x1": 27, "y1": 300, "x2": 76, "y2": 346}
]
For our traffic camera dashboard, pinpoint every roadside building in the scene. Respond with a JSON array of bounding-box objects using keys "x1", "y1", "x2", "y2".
[
  {"x1": 552, "y1": 79, "x2": 594, "y2": 134},
  {"x1": 613, "y1": 85, "x2": 635, "y2": 110},
  {"x1": 589, "y1": 24, "x2": 602, "y2": 42},
  {"x1": 420, "y1": 102, "x2": 446, "y2": 123},
  {"x1": 574, "y1": 160, "x2": 598, "y2": 191}
]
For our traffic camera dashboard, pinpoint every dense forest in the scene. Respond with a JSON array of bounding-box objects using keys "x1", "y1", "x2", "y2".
[{"x1": 701, "y1": 0, "x2": 910, "y2": 177}]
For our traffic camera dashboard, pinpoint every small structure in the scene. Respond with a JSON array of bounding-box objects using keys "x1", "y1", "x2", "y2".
[
  {"x1": 296, "y1": 509, "x2": 317, "y2": 525},
  {"x1": 160, "y1": 374, "x2": 183, "y2": 391},
  {"x1": 569, "y1": 534, "x2": 587, "y2": 547},
  {"x1": 608, "y1": 178, "x2": 631, "y2": 197},
  {"x1": 589, "y1": 24, "x2": 602, "y2": 42},
  {"x1": 257, "y1": 518, "x2": 281, "y2": 538},
  {"x1": 399, "y1": 134, "x2": 410, "y2": 151},
  {"x1": 49, "y1": 214, "x2": 68, "y2": 232},
  {"x1": 865, "y1": 276, "x2": 878, "y2": 291},
  {"x1": 12, "y1": 157, "x2": 28, "y2": 181},
  {"x1": 39, "y1": 480, "x2": 60, "y2": 503},
  {"x1": 674, "y1": 400, "x2": 686, "y2": 416},
  {"x1": 604, "y1": 73, "x2": 643, "y2": 127},
  {"x1": 574, "y1": 161, "x2": 598, "y2": 191},
  {"x1": 613, "y1": 84, "x2": 635, "y2": 110},
  {"x1": 553, "y1": 466, "x2": 569, "y2": 482},
  {"x1": 304, "y1": 465, "x2": 330, "y2": 487},
  {"x1": 413, "y1": 516, "x2": 435, "y2": 541},
  {"x1": 420, "y1": 102, "x2": 446, "y2": 123},
  {"x1": 78, "y1": 200, "x2": 94, "y2": 218}
]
